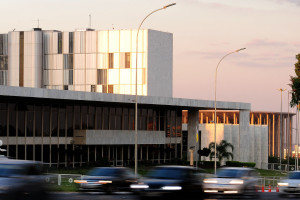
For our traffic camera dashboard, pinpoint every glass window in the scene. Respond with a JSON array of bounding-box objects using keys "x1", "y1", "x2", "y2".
[
  {"x1": 63, "y1": 54, "x2": 73, "y2": 69},
  {"x1": 69, "y1": 32, "x2": 73, "y2": 54},
  {"x1": 125, "y1": 53, "x2": 130, "y2": 68},
  {"x1": 97, "y1": 69, "x2": 107, "y2": 85},
  {"x1": 0, "y1": 110, "x2": 7, "y2": 136},
  {"x1": 103, "y1": 107, "x2": 109, "y2": 130},
  {"x1": 37, "y1": 105, "x2": 44, "y2": 137},
  {"x1": 0, "y1": 35, "x2": 3, "y2": 55},
  {"x1": 74, "y1": 105, "x2": 81, "y2": 129},
  {"x1": 109, "y1": 108, "x2": 116, "y2": 129},
  {"x1": 116, "y1": 108, "x2": 122, "y2": 130},
  {"x1": 123, "y1": 108, "x2": 129, "y2": 130},
  {"x1": 88, "y1": 106, "x2": 95, "y2": 129},
  {"x1": 18, "y1": 111, "x2": 25, "y2": 137},
  {"x1": 8, "y1": 104, "x2": 16, "y2": 136},
  {"x1": 81, "y1": 105, "x2": 88, "y2": 129},
  {"x1": 59, "y1": 106, "x2": 66, "y2": 137},
  {"x1": 51, "y1": 105, "x2": 58, "y2": 137},
  {"x1": 58, "y1": 32, "x2": 62, "y2": 54},
  {"x1": 96, "y1": 107, "x2": 102, "y2": 129},
  {"x1": 66, "y1": 105, "x2": 73, "y2": 137},
  {"x1": 108, "y1": 85, "x2": 113, "y2": 93},
  {"x1": 109, "y1": 53, "x2": 114, "y2": 68},
  {"x1": 129, "y1": 108, "x2": 134, "y2": 130}
]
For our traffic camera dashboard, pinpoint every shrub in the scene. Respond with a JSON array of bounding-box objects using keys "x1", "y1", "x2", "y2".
[{"x1": 226, "y1": 161, "x2": 256, "y2": 168}]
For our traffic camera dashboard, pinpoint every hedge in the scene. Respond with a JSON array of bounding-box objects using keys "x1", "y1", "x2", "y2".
[{"x1": 226, "y1": 161, "x2": 256, "y2": 168}]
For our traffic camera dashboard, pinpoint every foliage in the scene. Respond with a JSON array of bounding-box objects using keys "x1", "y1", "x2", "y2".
[
  {"x1": 226, "y1": 161, "x2": 256, "y2": 168},
  {"x1": 289, "y1": 54, "x2": 300, "y2": 107},
  {"x1": 198, "y1": 148, "x2": 211, "y2": 157},
  {"x1": 208, "y1": 140, "x2": 234, "y2": 164}
]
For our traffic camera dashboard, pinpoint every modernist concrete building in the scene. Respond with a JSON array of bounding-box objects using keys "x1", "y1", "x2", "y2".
[
  {"x1": 0, "y1": 28, "x2": 294, "y2": 169},
  {"x1": 0, "y1": 85, "x2": 268, "y2": 169},
  {"x1": 5, "y1": 28, "x2": 172, "y2": 97}
]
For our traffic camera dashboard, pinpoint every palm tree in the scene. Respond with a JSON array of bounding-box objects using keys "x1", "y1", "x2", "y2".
[{"x1": 209, "y1": 140, "x2": 234, "y2": 164}]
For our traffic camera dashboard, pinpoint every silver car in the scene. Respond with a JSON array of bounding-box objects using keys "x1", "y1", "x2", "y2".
[
  {"x1": 278, "y1": 171, "x2": 300, "y2": 197},
  {"x1": 202, "y1": 167, "x2": 259, "y2": 197}
]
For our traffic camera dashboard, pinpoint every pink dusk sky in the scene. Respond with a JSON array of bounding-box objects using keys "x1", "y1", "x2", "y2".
[{"x1": 1, "y1": 0, "x2": 299, "y2": 113}]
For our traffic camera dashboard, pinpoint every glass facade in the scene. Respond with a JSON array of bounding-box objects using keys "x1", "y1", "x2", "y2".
[
  {"x1": 0, "y1": 97, "x2": 182, "y2": 167},
  {"x1": 43, "y1": 30, "x2": 148, "y2": 95},
  {"x1": 0, "y1": 34, "x2": 8, "y2": 85}
]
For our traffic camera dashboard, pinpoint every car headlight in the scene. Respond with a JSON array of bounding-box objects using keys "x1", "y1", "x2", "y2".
[
  {"x1": 130, "y1": 184, "x2": 149, "y2": 189},
  {"x1": 98, "y1": 180, "x2": 112, "y2": 184},
  {"x1": 229, "y1": 179, "x2": 244, "y2": 185},
  {"x1": 278, "y1": 182, "x2": 288, "y2": 187},
  {"x1": 203, "y1": 179, "x2": 218, "y2": 184},
  {"x1": 74, "y1": 180, "x2": 87, "y2": 184},
  {"x1": 161, "y1": 186, "x2": 182, "y2": 190}
]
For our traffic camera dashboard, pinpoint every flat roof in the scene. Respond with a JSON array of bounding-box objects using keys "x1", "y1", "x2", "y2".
[{"x1": 0, "y1": 86, "x2": 251, "y2": 110}]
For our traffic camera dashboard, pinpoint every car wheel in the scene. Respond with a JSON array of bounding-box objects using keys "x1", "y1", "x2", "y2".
[
  {"x1": 243, "y1": 186, "x2": 257, "y2": 198},
  {"x1": 104, "y1": 185, "x2": 118, "y2": 194}
]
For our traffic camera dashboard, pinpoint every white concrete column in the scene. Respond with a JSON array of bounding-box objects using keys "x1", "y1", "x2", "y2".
[
  {"x1": 239, "y1": 110, "x2": 250, "y2": 162},
  {"x1": 187, "y1": 109, "x2": 199, "y2": 162}
]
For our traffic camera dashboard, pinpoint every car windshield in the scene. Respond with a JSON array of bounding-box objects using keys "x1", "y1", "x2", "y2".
[
  {"x1": 0, "y1": 164, "x2": 27, "y2": 177},
  {"x1": 88, "y1": 168, "x2": 119, "y2": 176},
  {"x1": 289, "y1": 172, "x2": 300, "y2": 179},
  {"x1": 147, "y1": 167, "x2": 188, "y2": 179},
  {"x1": 216, "y1": 169, "x2": 247, "y2": 178}
]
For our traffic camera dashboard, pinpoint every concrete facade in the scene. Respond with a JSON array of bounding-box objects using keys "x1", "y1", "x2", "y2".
[{"x1": 198, "y1": 123, "x2": 268, "y2": 169}]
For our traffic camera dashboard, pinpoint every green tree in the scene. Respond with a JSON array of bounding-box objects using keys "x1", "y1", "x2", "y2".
[
  {"x1": 290, "y1": 54, "x2": 300, "y2": 107},
  {"x1": 208, "y1": 140, "x2": 234, "y2": 164}
]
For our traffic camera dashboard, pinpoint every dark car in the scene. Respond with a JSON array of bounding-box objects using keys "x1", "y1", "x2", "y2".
[
  {"x1": 74, "y1": 167, "x2": 137, "y2": 194},
  {"x1": 0, "y1": 158, "x2": 49, "y2": 200},
  {"x1": 130, "y1": 165, "x2": 206, "y2": 198}
]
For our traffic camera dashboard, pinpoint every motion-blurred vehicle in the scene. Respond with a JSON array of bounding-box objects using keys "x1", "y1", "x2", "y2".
[
  {"x1": 130, "y1": 165, "x2": 206, "y2": 198},
  {"x1": 278, "y1": 171, "x2": 300, "y2": 197},
  {"x1": 74, "y1": 167, "x2": 137, "y2": 194},
  {"x1": 0, "y1": 158, "x2": 49, "y2": 200},
  {"x1": 202, "y1": 167, "x2": 259, "y2": 197}
]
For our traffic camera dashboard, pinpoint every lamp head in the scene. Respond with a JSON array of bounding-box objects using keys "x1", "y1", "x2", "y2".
[
  {"x1": 235, "y1": 48, "x2": 246, "y2": 52},
  {"x1": 164, "y1": 3, "x2": 176, "y2": 9}
]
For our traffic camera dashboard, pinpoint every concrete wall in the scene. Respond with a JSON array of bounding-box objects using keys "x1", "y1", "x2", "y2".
[
  {"x1": 147, "y1": 29, "x2": 173, "y2": 97},
  {"x1": 198, "y1": 123, "x2": 268, "y2": 169},
  {"x1": 74, "y1": 130, "x2": 166, "y2": 145}
]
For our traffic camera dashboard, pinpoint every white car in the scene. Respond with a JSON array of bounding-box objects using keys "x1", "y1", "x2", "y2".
[
  {"x1": 202, "y1": 167, "x2": 259, "y2": 197},
  {"x1": 278, "y1": 171, "x2": 300, "y2": 197}
]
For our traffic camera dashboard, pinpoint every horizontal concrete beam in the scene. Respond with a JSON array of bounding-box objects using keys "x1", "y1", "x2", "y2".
[{"x1": 74, "y1": 130, "x2": 166, "y2": 145}]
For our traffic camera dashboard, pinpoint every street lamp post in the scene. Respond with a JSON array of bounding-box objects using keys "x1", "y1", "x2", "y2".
[
  {"x1": 278, "y1": 88, "x2": 286, "y2": 169},
  {"x1": 134, "y1": 3, "x2": 176, "y2": 177},
  {"x1": 214, "y1": 48, "x2": 246, "y2": 174},
  {"x1": 287, "y1": 91, "x2": 292, "y2": 170}
]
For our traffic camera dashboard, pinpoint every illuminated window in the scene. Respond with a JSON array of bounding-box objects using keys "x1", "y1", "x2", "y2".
[
  {"x1": 125, "y1": 53, "x2": 130, "y2": 68},
  {"x1": 109, "y1": 53, "x2": 114, "y2": 68}
]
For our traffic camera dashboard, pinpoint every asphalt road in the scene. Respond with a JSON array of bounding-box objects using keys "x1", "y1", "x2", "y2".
[{"x1": 49, "y1": 192, "x2": 300, "y2": 200}]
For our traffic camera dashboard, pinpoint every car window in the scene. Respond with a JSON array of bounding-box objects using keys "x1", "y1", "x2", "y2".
[
  {"x1": 216, "y1": 169, "x2": 247, "y2": 178},
  {"x1": 147, "y1": 167, "x2": 188, "y2": 179},
  {"x1": 0, "y1": 164, "x2": 27, "y2": 177},
  {"x1": 289, "y1": 172, "x2": 300, "y2": 179},
  {"x1": 88, "y1": 168, "x2": 119, "y2": 176}
]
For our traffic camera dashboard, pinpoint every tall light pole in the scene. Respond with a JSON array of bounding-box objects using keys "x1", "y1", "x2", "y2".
[
  {"x1": 214, "y1": 48, "x2": 246, "y2": 174},
  {"x1": 134, "y1": 3, "x2": 176, "y2": 177},
  {"x1": 278, "y1": 88, "x2": 286, "y2": 169},
  {"x1": 287, "y1": 91, "x2": 291, "y2": 170}
]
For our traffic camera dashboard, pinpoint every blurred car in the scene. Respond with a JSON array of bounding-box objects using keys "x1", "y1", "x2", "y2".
[
  {"x1": 74, "y1": 167, "x2": 137, "y2": 194},
  {"x1": 130, "y1": 165, "x2": 207, "y2": 198},
  {"x1": 0, "y1": 158, "x2": 49, "y2": 200},
  {"x1": 202, "y1": 167, "x2": 259, "y2": 197},
  {"x1": 278, "y1": 171, "x2": 300, "y2": 197}
]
